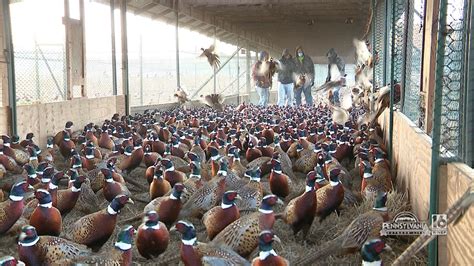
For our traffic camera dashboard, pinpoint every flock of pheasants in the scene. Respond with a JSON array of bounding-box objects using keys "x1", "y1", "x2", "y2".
[
  {"x1": 0, "y1": 39, "x2": 407, "y2": 265},
  {"x1": 0, "y1": 99, "x2": 401, "y2": 265}
]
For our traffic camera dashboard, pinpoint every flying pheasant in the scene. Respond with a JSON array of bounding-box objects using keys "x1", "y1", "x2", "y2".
[{"x1": 200, "y1": 45, "x2": 220, "y2": 69}]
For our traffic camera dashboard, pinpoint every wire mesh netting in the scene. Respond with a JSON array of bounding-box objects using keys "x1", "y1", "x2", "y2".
[
  {"x1": 10, "y1": 0, "x2": 67, "y2": 104},
  {"x1": 391, "y1": 0, "x2": 408, "y2": 102},
  {"x1": 403, "y1": 0, "x2": 425, "y2": 129},
  {"x1": 438, "y1": 0, "x2": 469, "y2": 158},
  {"x1": 373, "y1": 0, "x2": 386, "y2": 88}
]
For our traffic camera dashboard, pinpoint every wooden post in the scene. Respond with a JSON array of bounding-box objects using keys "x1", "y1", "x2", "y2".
[{"x1": 422, "y1": 0, "x2": 441, "y2": 134}]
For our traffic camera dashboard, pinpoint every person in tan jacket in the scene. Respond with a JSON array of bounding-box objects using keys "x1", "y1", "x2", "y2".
[{"x1": 252, "y1": 51, "x2": 272, "y2": 106}]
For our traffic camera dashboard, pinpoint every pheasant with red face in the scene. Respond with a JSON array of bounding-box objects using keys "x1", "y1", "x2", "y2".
[
  {"x1": 137, "y1": 211, "x2": 169, "y2": 259},
  {"x1": 251, "y1": 231, "x2": 288, "y2": 266},
  {"x1": 29, "y1": 189, "x2": 62, "y2": 236},
  {"x1": 65, "y1": 194, "x2": 133, "y2": 251},
  {"x1": 278, "y1": 171, "x2": 317, "y2": 237},
  {"x1": 202, "y1": 190, "x2": 241, "y2": 240}
]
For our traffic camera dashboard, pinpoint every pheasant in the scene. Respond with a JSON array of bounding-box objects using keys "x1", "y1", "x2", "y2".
[
  {"x1": 202, "y1": 94, "x2": 225, "y2": 112},
  {"x1": 361, "y1": 238, "x2": 391, "y2": 266},
  {"x1": 316, "y1": 168, "x2": 345, "y2": 222},
  {"x1": 200, "y1": 45, "x2": 220, "y2": 69},
  {"x1": 230, "y1": 148, "x2": 246, "y2": 178},
  {"x1": 371, "y1": 147, "x2": 393, "y2": 191},
  {"x1": 278, "y1": 171, "x2": 317, "y2": 237},
  {"x1": 64, "y1": 225, "x2": 135, "y2": 265},
  {"x1": 171, "y1": 220, "x2": 250, "y2": 266},
  {"x1": 18, "y1": 225, "x2": 92, "y2": 266},
  {"x1": 178, "y1": 163, "x2": 227, "y2": 219},
  {"x1": 0, "y1": 256, "x2": 24, "y2": 266},
  {"x1": 162, "y1": 158, "x2": 187, "y2": 187},
  {"x1": 210, "y1": 194, "x2": 283, "y2": 257},
  {"x1": 64, "y1": 194, "x2": 133, "y2": 251},
  {"x1": 180, "y1": 161, "x2": 205, "y2": 204},
  {"x1": 29, "y1": 189, "x2": 62, "y2": 236},
  {"x1": 361, "y1": 161, "x2": 388, "y2": 199},
  {"x1": 294, "y1": 192, "x2": 390, "y2": 264},
  {"x1": 0, "y1": 181, "x2": 33, "y2": 234},
  {"x1": 269, "y1": 158, "x2": 291, "y2": 199},
  {"x1": 202, "y1": 190, "x2": 241, "y2": 240},
  {"x1": 235, "y1": 168, "x2": 263, "y2": 213},
  {"x1": 56, "y1": 174, "x2": 87, "y2": 216},
  {"x1": 149, "y1": 167, "x2": 171, "y2": 200},
  {"x1": 142, "y1": 183, "x2": 186, "y2": 228},
  {"x1": 101, "y1": 168, "x2": 131, "y2": 202},
  {"x1": 251, "y1": 231, "x2": 288, "y2": 266},
  {"x1": 272, "y1": 139, "x2": 296, "y2": 180},
  {"x1": 136, "y1": 211, "x2": 170, "y2": 259}
]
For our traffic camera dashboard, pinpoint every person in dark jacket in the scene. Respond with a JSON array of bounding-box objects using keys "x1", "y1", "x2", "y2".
[
  {"x1": 294, "y1": 46, "x2": 315, "y2": 105},
  {"x1": 277, "y1": 48, "x2": 295, "y2": 106},
  {"x1": 252, "y1": 50, "x2": 272, "y2": 106}
]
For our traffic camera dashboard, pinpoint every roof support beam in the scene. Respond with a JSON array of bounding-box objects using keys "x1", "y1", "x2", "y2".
[
  {"x1": 185, "y1": 0, "x2": 356, "y2": 6},
  {"x1": 134, "y1": 0, "x2": 160, "y2": 15}
]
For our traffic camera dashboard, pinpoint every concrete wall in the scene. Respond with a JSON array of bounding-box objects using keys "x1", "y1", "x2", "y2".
[
  {"x1": 8, "y1": 95, "x2": 125, "y2": 148},
  {"x1": 248, "y1": 21, "x2": 366, "y2": 64}
]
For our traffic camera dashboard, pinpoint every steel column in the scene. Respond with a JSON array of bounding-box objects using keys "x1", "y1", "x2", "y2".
[
  {"x1": 428, "y1": 0, "x2": 449, "y2": 265},
  {"x1": 2, "y1": 0, "x2": 17, "y2": 135},
  {"x1": 175, "y1": 0, "x2": 180, "y2": 88},
  {"x1": 110, "y1": 0, "x2": 117, "y2": 95},
  {"x1": 120, "y1": 0, "x2": 129, "y2": 115}
]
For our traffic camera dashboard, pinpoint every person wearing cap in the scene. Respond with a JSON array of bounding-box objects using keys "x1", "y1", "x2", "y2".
[
  {"x1": 294, "y1": 46, "x2": 315, "y2": 105},
  {"x1": 252, "y1": 50, "x2": 272, "y2": 106},
  {"x1": 326, "y1": 48, "x2": 346, "y2": 106},
  {"x1": 277, "y1": 48, "x2": 295, "y2": 106}
]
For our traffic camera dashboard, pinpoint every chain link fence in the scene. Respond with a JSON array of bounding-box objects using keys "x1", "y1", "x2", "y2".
[
  {"x1": 14, "y1": 46, "x2": 67, "y2": 105},
  {"x1": 437, "y1": 0, "x2": 469, "y2": 159},
  {"x1": 391, "y1": 0, "x2": 408, "y2": 112},
  {"x1": 10, "y1": 0, "x2": 67, "y2": 105},
  {"x1": 403, "y1": 0, "x2": 425, "y2": 129},
  {"x1": 373, "y1": 0, "x2": 386, "y2": 88}
]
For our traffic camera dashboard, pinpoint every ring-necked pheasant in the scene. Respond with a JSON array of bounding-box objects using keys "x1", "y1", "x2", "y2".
[
  {"x1": 251, "y1": 231, "x2": 288, "y2": 266},
  {"x1": 278, "y1": 171, "x2": 317, "y2": 237},
  {"x1": 202, "y1": 190, "x2": 241, "y2": 240},
  {"x1": 136, "y1": 211, "x2": 169, "y2": 259},
  {"x1": 18, "y1": 225, "x2": 92, "y2": 265},
  {"x1": 171, "y1": 220, "x2": 250, "y2": 265},
  {"x1": 294, "y1": 192, "x2": 390, "y2": 264},
  {"x1": 210, "y1": 194, "x2": 283, "y2": 257}
]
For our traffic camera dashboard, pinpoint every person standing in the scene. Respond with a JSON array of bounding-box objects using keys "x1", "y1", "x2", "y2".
[
  {"x1": 277, "y1": 49, "x2": 295, "y2": 106},
  {"x1": 252, "y1": 51, "x2": 272, "y2": 106},
  {"x1": 325, "y1": 48, "x2": 346, "y2": 106},
  {"x1": 294, "y1": 46, "x2": 315, "y2": 105}
]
